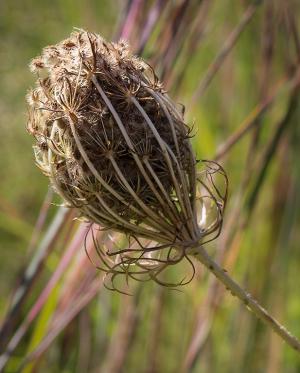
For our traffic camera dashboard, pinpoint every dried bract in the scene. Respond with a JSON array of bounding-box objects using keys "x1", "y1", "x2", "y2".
[{"x1": 27, "y1": 30, "x2": 227, "y2": 289}]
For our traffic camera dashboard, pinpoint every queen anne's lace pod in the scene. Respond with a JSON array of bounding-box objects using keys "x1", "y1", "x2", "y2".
[{"x1": 27, "y1": 30, "x2": 227, "y2": 289}]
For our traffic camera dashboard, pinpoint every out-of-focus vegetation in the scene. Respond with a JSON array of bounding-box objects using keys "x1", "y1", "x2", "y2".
[
  {"x1": 1, "y1": 1, "x2": 300, "y2": 372},
  {"x1": 0, "y1": 0, "x2": 117, "y2": 303}
]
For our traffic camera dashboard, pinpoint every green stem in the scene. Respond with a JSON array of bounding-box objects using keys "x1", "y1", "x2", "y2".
[{"x1": 191, "y1": 245, "x2": 300, "y2": 353}]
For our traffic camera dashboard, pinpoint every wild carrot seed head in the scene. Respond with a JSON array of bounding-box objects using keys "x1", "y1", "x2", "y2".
[{"x1": 27, "y1": 30, "x2": 227, "y2": 288}]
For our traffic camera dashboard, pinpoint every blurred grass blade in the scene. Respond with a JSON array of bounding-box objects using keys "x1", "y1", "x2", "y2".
[
  {"x1": 190, "y1": 1, "x2": 261, "y2": 108},
  {"x1": 0, "y1": 207, "x2": 71, "y2": 355}
]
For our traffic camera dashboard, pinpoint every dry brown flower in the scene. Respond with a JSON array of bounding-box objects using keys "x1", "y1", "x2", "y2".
[
  {"x1": 27, "y1": 30, "x2": 227, "y2": 289},
  {"x1": 25, "y1": 30, "x2": 300, "y2": 355}
]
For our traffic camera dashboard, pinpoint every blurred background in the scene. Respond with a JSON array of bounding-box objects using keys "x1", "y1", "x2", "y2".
[{"x1": 0, "y1": 0, "x2": 300, "y2": 372}]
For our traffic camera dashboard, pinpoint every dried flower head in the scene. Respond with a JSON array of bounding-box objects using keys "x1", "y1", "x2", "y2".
[{"x1": 27, "y1": 30, "x2": 227, "y2": 289}]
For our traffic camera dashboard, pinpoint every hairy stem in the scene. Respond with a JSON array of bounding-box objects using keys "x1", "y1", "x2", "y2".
[{"x1": 191, "y1": 244, "x2": 300, "y2": 353}]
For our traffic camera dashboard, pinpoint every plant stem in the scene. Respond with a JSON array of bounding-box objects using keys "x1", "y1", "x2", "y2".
[
  {"x1": 191, "y1": 244, "x2": 300, "y2": 353},
  {"x1": 189, "y1": 1, "x2": 260, "y2": 109}
]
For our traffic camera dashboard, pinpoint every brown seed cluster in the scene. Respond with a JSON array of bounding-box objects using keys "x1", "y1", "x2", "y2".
[{"x1": 27, "y1": 30, "x2": 227, "y2": 289}]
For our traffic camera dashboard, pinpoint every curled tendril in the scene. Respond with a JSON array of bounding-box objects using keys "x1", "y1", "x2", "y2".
[{"x1": 83, "y1": 161, "x2": 227, "y2": 293}]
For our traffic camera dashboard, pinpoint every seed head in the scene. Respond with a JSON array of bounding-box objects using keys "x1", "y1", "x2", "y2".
[{"x1": 27, "y1": 30, "x2": 227, "y2": 289}]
